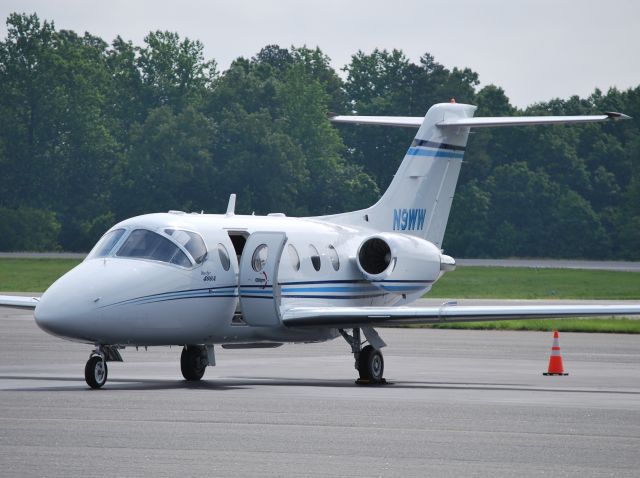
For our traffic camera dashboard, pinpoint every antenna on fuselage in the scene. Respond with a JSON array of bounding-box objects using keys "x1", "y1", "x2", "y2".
[{"x1": 226, "y1": 194, "x2": 236, "y2": 216}]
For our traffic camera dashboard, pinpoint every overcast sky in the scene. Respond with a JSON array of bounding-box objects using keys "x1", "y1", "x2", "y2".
[{"x1": 1, "y1": 0, "x2": 638, "y2": 108}]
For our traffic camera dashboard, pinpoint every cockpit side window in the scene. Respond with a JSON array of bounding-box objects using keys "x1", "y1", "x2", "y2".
[
  {"x1": 86, "y1": 229, "x2": 126, "y2": 259},
  {"x1": 116, "y1": 229, "x2": 191, "y2": 267},
  {"x1": 164, "y1": 229, "x2": 208, "y2": 264}
]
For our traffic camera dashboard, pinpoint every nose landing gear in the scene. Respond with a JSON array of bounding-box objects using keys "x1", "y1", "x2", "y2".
[
  {"x1": 84, "y1": 345, "x2": 123, "y2": 389},
  {"x1": 85, "y1": 355, "x2": 107, "y2": 389}
]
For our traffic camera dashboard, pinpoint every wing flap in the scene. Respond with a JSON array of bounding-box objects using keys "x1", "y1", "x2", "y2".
[
  {"x1": 0, "y1": 295, "x2": 39, "y2": 310},
  {"x1": 282, "y1": 304, "x2": 640, "y2": 328}
]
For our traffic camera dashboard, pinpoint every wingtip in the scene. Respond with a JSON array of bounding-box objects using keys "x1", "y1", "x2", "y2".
[{"x1": 605, "y1": 111, "x2": 632, "y2": 121}]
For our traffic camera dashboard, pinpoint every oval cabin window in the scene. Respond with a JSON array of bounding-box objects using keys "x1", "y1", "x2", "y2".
[
  {"x1": 252, "y1": 244, "x2": 268, "y2": 272},
  {"x1": 309, "y1": 244, "x2": 321, "y2": 271},
  {"x1": 218, "y1": 243, "x2": 231, "y2": 271},
  {"x1": 288, "y1": 244, "x2": 300, "y2": 271},
  {"x1": 328, "y1": 245, "x2": 340, "y2": 271}
]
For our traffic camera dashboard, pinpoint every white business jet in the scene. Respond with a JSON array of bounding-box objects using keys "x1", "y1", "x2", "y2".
[{"x1": 2, "y1": 101, "x2": 639, "y2": 388}]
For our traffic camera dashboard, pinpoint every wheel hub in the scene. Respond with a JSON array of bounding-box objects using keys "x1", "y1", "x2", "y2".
[{"x1": 95, "y1": 361, "x2": 106, "y2": 383}]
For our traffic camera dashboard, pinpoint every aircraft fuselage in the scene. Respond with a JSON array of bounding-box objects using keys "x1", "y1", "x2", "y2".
[{"x1": 34, "y1": 211, "x2": 437, "y2": 346}]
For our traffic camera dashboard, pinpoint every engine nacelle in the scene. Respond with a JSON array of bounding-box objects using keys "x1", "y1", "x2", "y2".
[{"x1": 356, "y1": 233, "x2": 443, "y2": 296}]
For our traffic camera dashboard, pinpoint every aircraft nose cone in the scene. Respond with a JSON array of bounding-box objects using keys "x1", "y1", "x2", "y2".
[
  {"x1": 33, "y1": 301, "x2": 55, "y2": 335},
  {"x1": 34, "y1": 296, "x2": 80, "y2": 339},
  {"x1": 33, "y1": 261, "x2": 106, "y2": 342},
  {"x1": 34, "y1": 288, "x2": 94, "y2": 341}
]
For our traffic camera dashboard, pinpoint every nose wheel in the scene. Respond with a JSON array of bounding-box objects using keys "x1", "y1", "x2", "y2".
[
  {"x1": 83, "y1": 346, "x2": 122, "y2": 389},
  {"x1": 85, "y1": 355, "x2": 108, "y2": 389}
]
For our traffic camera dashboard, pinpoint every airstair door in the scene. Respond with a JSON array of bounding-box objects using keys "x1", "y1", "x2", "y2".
[{"x1": 238, "y1": 231, "x2": 287, "y2": 327}]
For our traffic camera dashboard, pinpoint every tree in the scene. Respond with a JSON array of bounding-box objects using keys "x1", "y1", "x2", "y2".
[
  {"x1": 111, "y1": 105, "x2": 215, "y2": 218},
  {"x1": 137, "y1": 31, "x2": 217, "y2": 111},
  {"x1": 0, "y1": 16, "x2": 637, "y2": 257},
  {"x1": 0, "y1": 14, "x2": 119, "y2": 250}
]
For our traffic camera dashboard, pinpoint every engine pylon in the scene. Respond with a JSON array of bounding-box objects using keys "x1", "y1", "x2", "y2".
[{"x1": 543, "y1": 330, "x2": 568, "y2": 376}]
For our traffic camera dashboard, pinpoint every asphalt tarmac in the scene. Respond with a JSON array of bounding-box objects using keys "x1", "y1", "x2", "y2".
[{"x1": 1, "y1": 306, "x2": 639, "y2": 477}]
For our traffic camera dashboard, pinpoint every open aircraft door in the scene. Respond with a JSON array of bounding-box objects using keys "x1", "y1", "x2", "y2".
[{"x1": 238, "y1": 232, "x2": 287, "y2": 327}]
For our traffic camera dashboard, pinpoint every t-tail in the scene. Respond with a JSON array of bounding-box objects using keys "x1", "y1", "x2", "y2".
[{"x1": 324, "y1": 103, "x2": 630, "y2": 249}]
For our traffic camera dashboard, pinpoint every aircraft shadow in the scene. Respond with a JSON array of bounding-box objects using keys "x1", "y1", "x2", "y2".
[
  {"x1": 0, "y1": 375, "x2": 246, "y2": 392},
  {"x1": 1, "y1": 374, "x2": 639, "y2": 395},
  {"x1": 219, "y1": 377, "x2": 640, "y2": 395}
]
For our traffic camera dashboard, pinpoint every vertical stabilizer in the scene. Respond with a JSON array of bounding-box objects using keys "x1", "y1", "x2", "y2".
[{"x1": 324, "y1": 103, "x2": 475, "y2": 248}]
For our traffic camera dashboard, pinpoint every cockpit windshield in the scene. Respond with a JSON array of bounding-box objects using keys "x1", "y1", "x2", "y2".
[
  {"x1": 164, "y1": 229, "x2": 208, "y2": 264},
  {"x1": 116, "y1": 229, "x2": 191, "y2": 267},
  {"x1": 86, "y1": 229, "x2": 126, "y2": 260}
]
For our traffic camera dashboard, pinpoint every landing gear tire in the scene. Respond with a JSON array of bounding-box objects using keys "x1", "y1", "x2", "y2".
[
  {"x1": 181, "y1": 346, "x2": 206, "y2": 381},
  {"x1": 85, "y1": 355, "x2": 108, "y2": 389},
  {"x1": 357, "y1": 345, "x2": 384, "y2": 383}
]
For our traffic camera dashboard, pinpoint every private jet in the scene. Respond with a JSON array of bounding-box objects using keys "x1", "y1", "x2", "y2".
[{"x1": 2, "y1": 101, "x2": 638, "y2": 388}]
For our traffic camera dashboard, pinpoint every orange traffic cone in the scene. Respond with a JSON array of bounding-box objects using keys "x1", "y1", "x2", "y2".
[{"x1": 543, "y1": 330, "x2": 568, "y2": 376}]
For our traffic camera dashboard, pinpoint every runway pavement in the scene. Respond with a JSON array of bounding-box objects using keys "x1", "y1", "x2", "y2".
[{"x1": 1, "y1": 305, "x2": 639, "y2": 477}]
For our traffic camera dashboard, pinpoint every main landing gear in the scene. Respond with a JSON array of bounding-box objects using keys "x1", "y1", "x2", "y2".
[
  {"x1": 340, "y1": 328, "x2": 387, "y2": 384},
  {"x1": 181, "y1": 344, "x2": 216, "y2": 381}
]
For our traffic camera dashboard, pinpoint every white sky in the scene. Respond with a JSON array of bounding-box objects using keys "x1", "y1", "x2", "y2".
[{"x1": 1, "y1": 0, "x2": 638, "y2": 108}]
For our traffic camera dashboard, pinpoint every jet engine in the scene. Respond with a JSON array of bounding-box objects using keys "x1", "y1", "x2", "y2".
[{"x1": 356, "y1": 233, "x2": 452, "y2": 296}]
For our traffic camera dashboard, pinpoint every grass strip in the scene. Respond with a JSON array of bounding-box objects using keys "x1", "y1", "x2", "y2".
[
  {"x1": 429, "y1": 266, "x2": 640, "y2": 300},
  {"x1": 0, "y1": 258, "x2": 82, "y2": 292},
  {"x1": 2, "y1": 260, "x2": 639, "y2": 333},
  {"x1": 418, "y1": 318, "x2": 640, "y2": 334}
]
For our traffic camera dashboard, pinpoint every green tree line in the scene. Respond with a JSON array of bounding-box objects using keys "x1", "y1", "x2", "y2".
[{"x1": 0, "y1": 13, "x2": 638, "y2": 258}]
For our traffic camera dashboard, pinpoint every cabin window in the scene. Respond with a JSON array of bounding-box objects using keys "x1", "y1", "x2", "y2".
[
  {"x1": 309, "y1": 244, "x2": 321, "y2": 271},
  {"x1": 87, "y1": 228, "x2": 126, "y2": 259},
  {"x1": 218, "y1": 243, "x2": 231, "y2": 271},
  {"x1": 117, "y1": 229, "x2": 191, "y2": 267},
  {"x1": 287, "y1": 244, "x2": 300, "y2": 271},
  {"x1": 165, "y1": 229, "x2": 208, "y2": 264},
  {"x1": 252, "y1": 244, "x2": 268, "y2": 272},
  {"x1": 328, "y1": 245, "x2": 340, "y2": 271}
]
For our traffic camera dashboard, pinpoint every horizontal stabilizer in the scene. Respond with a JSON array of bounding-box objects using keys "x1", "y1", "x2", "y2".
[
  {"x1": 437, "y1": 112, "x2": 631, "y2": 128},
  {"x1": 330, "y1": 111, "x2": 631, "y2": 129},
  {"x1": 0, "y1": 295, "x2": 39, "y2": 310},
  {"x1": 282, "y1": 304, "x2": 640, "y2": 328},
  {"x1": 330, "y1": 115, "x2": 423, "y2": 128}
]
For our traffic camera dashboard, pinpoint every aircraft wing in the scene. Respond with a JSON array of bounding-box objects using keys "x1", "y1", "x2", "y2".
[
  {"x1": 0, "y1": 295, "x2": 39, "y2": 310},
  {"x1": 282, "y1": 304, "x2": 640, "y2": 328}
]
